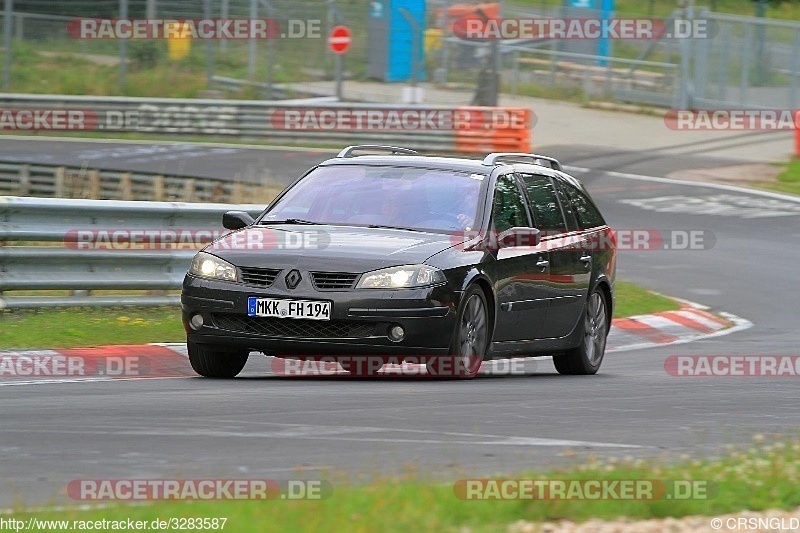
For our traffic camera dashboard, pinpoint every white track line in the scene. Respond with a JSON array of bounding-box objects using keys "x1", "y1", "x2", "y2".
[{"x1": 564, "y1": 165, "x2": 800, "y2": 204}]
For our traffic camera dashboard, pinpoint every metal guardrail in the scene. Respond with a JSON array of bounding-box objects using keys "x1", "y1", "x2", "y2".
[
  {"x1": 0, "y1": 160, "x2": 281, "y2": 203},
  {"x1": 0, "y1": 196, "x2": 264, "y2": 308},
  {"x1": 0, "y1": 94, "x2": 531, "y2": 153}
]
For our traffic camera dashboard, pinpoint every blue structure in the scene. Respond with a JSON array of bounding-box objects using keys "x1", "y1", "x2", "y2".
[
  {"x1": 367, "y1": 0, "x2": 426, "y2": 82},
  {"x1": 565, "y1": 0, "x2": 615, "y2": 66}
]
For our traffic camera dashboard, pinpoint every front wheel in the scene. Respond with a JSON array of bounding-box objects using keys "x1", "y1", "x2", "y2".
[
  {"x1": 187, "y1": 341, "x2": 249, "y2": 378},
  {"x1": 553, "y1": 288, "x2": 609, "y2": 375},
  {"x1": 427, "y1": 286, "x2": 489, "y2": 379}
]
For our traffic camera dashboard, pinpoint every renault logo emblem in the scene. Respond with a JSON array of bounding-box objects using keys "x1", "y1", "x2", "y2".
[{"x1": 285, "y1": 269, "x2": 302, "y2": 289}]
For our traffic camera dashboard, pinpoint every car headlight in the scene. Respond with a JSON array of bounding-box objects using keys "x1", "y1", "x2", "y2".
[
  {"x1": 189, "y1": 252, "x2": 238, "y2": 282},
  {"x1": 356, "y1": 264, "x2": 445, "y2": 289}
]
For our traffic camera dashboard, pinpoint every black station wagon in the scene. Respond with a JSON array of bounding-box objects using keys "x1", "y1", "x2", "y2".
[{"x1": 182, "y1": 146, "x2": 616, "y2": 379}]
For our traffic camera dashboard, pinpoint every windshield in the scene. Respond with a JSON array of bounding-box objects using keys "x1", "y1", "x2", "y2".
[{"x1": 261, "y1": 165, "x2": 486, "y2": 232}]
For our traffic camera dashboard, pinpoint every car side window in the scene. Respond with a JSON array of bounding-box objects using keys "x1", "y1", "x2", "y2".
[
  {"x1": 559, "y1": 182, "x2": 606, "y2": 229},
  {"x1": 517, "y1": 173, "x2": 568, "y2": 236},
  {"x1": 552, "y1": 179, "x2": 580, "y2": 232},
  {"x1": 491, "y1": 174, "x2": 530, "y2": 233}
]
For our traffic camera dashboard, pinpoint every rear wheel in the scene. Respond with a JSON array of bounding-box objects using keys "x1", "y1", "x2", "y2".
[
  {"x1": 187, "y1": 341, "x2": 249, "y2": 378},
  {"x1": 553, "y1": 288, "x2": 609, "y2": 375},
  {"x1": 427, "y1": 286, "x2": 488, "y2": 379}
]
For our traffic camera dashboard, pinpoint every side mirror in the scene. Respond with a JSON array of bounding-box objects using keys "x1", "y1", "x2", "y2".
[
  {"x1": 222, "y1": 211, "x2": 255, "y2": 230},
  {"x1": 495, "y1": 227, "x2": 541, "y2": 249}
]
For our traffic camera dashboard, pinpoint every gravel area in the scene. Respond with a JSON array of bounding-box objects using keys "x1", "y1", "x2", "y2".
[{"x1": 507, "y1": 506, "x2": 800, "y2": 532}]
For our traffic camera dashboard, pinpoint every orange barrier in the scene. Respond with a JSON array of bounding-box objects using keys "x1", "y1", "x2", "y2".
[
  {"x1": 454, "y1": 106, "x2": 533, "y2": 154},
  {"x1": 795, "y1": 110, "x2": 800, "y2": 156}
]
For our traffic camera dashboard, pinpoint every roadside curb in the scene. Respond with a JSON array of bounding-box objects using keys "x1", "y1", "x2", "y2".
[
  {"x1": 0, "y1": 344, "x2": 193, "y2": 385},
  {"x1": 607, "y1": 297, "x2": 752, "y2": 353}
]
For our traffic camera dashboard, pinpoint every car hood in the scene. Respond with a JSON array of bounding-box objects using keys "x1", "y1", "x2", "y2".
[{"x1": 204, "y1": 225, "x2": 456, "y2": 272}]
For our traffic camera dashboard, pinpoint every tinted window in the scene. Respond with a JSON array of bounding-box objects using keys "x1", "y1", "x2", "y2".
[
  {"x1": 560, "y1": 182, "x2": 606, "y2": 229},
  {"x1": 491, "y1": 174, "x2": 530, "y2": 232},
  {"x1": 518, "y1": 173, "x2": 567, "y2": 236},
  {"x1": 553, "y1": 180, "x2": 579, "y2": 232}
]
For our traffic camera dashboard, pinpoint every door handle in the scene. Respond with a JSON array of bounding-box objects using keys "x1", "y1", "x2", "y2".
[{"x1": 580, "y1": 255, "x2": 592, "y2": 264}]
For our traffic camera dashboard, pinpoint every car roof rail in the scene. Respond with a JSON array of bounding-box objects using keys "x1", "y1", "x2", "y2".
[
  {"x1": 482, "y1": 152, "x2": 562, "y2": 171},
  {"x1": 336, "y1": 145, "x2": 419, "y2": 158}
]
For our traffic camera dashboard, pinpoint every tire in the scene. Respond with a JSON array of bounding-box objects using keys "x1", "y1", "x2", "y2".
[
  {"x1": 427, "y1": 285, "x2": 489, "y2": 379},
  {"x1": 553, "y1": 288, "x2": 609, "y2": 375},
  {"x1": 187, "y1": 341, "x2": 249, "y2": 378}
]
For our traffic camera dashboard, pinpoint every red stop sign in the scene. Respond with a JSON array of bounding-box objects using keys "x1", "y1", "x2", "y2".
[{"x1": 328, "y1": 26, "x2": 351, "y2": 54}]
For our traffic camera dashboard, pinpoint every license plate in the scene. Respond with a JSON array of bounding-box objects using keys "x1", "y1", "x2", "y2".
[{"x1": 247, "y1": 297, "x2": 331, "y2": 320}]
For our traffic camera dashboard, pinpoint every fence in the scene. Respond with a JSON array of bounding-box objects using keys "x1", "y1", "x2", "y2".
[
  {"x1": 0, "y1": 94, "x2": 532, "y2": 153},
  {"x1": 689, "y1": 11, "x2": 800, "y2": 110},
  {"x1": 3, "y1": 3, "x2": 796, "y2": 111},
  {"x1": 433, "y1": 3, "x2": 800, "y2": 111},
  {"x1": 0, "y1": 196, "x2": 262, "y2": 308},
  {"x1": 0, "y1": 1, "x2": 369, "y2": 97}
]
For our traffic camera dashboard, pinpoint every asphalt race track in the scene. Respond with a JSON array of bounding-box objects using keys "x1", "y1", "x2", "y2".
[
  {"x1": 2, "y1": 138, "x2": 799, "y2": 508},
  {"x1": 0, "y1": 137, "x2": 328, "y2": 185}
]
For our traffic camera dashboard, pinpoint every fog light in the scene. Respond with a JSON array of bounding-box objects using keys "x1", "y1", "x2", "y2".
[
  {"x1": 388, "y1": 325, "x2": 405, "y2": 342},
  {"x1": 189, "y1": 313, "x2": 204, "y2": 330}
]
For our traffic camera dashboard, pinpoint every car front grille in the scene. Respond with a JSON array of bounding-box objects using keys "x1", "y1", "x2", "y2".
[
  {"x1": 310, "y1": 272, "x2": 360, "y2": 290},
  {"x1": 211, "y1": 314, "x2": 378, "y2": 339},
  {"x1": 240, "y1": 267, "x2": 281, "y2": 287}
]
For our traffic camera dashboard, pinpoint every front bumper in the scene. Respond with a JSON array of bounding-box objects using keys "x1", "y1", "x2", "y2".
[{"x1": 181, "y1": 274, "x2": 460, "y2": 356}]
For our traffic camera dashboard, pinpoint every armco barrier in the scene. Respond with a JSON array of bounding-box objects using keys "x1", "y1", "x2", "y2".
[
  {"x1": 0, "y1": 94, "x2": 532, "y2": 153},
  {"x1": 0, "y1": 196, "x2": 262, "y2": 308}
]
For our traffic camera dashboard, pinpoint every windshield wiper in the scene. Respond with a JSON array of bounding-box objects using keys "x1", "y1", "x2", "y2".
[
  {"x1": 260, "y1": 218, "x2": 321, "y2": 225},
  {"x1": 366, "y1": 224, "x2": 427, "y2": 232}
]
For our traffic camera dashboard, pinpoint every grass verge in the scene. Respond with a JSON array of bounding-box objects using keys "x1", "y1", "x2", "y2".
[
  {"x1": 12, "y1": 435, "x2": 800, "y2": 532},
  {"x1": 765, "y1": 158, "x2": 800, "y2": 196},
  {"x1": 0, "y1": 307, "x2": 184, "y2": 349},
  {"x1": 612, "y1": 281, "x2": 680, "y2": 318},
  {"x1": 1, "y1": 282, "x2": 681, "y2": 350}
]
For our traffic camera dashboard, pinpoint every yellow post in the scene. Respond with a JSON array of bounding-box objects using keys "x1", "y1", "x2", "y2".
[{"x1": 167, "y1": 21, "x2": 192, "y2": 61}]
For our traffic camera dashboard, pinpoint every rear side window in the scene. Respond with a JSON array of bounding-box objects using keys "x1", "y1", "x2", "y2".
[
  {"x1": 491, "y1": 174, "x2": 530, "y2": 232},
  {"x1": 518, "y1": 173, "x2": 567, "y2": 236},
  {"x1": 552, "y1": 180, "x2": 579, "y2": 231},
  {"x1": 559, "y1": 181, "x2": 606, "y2": 229}
]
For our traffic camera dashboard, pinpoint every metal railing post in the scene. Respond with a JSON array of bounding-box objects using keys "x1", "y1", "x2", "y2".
[{"x1": 3, "y1": 0, "x2": 12, "y2": 91}]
